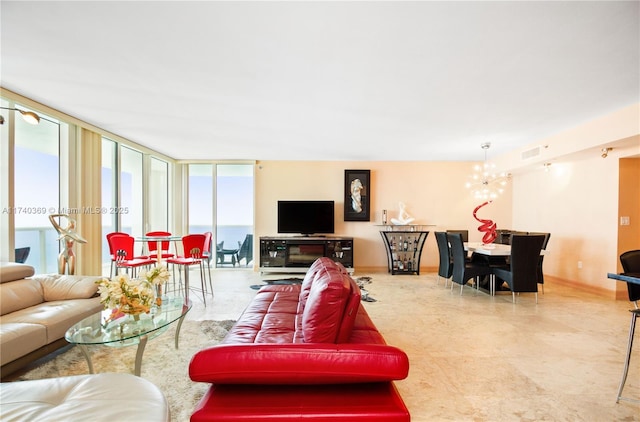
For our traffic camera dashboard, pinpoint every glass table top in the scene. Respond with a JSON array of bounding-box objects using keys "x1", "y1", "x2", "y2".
[{"x1": 65, "y1": 296, "x2": 192, "y2": 348}]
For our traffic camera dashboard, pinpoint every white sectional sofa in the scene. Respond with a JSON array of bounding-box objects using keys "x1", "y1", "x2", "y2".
[{"x1": 0, "y1": 262, "x2": 103, "y2": 378}]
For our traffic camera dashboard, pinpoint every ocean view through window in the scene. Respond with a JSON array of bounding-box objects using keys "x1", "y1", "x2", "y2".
[{"x1": 189, "y1": 163, "x2": 254, "y2": 267}]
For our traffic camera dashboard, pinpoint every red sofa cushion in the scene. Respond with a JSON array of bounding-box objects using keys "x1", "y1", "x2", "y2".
[
  {"x1": 301, "y1": 267, "x2": 351, "y2": 343},
  {"x1": 191, "y1": 382, "x2": 410, "y2": 422},
  {"x1": 335, "y1": 275, "x2": 361, "y2": 343},
  {"x1": 298, "y1": 257, "x2": 340, "y2": 310},
  {"x1": 189, "y1": 257, "x2": 410, "y2": 386},
  {"x1": 189, "y1": 343, "x2": 409, "y2": 384},
  {"x1": 223, "y1": 287, "x2": 301, "y2": 344}
]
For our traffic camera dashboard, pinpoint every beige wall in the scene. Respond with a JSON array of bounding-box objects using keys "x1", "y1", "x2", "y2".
[
  {"x1": 255, "y1": 161, "x2": 512, "y2": 271},
  {"x1": 511, "y1": 139, "x2": 640, "y2": 297},
  {"x1": 617, "y1": 157, "x2": 640, "y2": 297},
  {"x1": 618, "y1": 158, "x2": 640, "y2": 259},
  {"x1": 512, "y1": 149, "x2": 618, "y2": 294},
  {"x1": 254, "y1": 115, "x2": 639, "y2": 298}
]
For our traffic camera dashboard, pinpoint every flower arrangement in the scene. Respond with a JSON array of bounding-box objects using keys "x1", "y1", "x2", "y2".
[
  {"x1": 96, "y1": 273, "x2": 155, "y2": 317},
  {"x1": 140, "y1": 264, "x2": 170, "y2": 306},
  {"x1": 140, "y1": 264, "x2": 170, "y2": 286}
]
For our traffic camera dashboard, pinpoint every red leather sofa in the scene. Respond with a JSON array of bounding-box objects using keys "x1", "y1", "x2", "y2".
[{"x1": 189, "y1": 257, "x2": 410, "y2": 421}]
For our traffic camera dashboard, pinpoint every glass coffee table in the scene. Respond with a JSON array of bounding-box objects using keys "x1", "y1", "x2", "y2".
[{"x1": 65, "y1": 295, "x2": 192, "y2": 376}]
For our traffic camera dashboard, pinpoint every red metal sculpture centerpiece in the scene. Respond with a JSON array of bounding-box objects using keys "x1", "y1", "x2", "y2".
[{"x1": 473, "y1": 201, "x2": 497, "y2": 245}]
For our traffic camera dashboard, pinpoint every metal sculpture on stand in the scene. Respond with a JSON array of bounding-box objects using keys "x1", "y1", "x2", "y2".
[
  {"x1": 473, "y1": 201, "x2": 497, "y2": 244},
  {"x1": 49, "y1": 213, "x2": 87, "y2": 275}
]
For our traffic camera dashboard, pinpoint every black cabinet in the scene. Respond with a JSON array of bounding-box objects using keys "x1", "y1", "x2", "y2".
[
  {"x1": 380, "y1": 229, "x2": 429, "y2": 275},
  {"x1": 259, "y1": 236, "x2": 354, "y2": 274}
]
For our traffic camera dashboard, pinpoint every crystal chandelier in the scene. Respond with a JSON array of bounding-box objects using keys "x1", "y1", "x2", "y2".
[{"x1": 465, "y1": 142, "x2": 510, "y2": 201}]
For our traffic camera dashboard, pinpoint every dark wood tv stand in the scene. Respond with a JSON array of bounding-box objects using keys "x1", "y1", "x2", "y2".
[{"x1": 259, "y1": 236, "x2": 354, "y2": 275}]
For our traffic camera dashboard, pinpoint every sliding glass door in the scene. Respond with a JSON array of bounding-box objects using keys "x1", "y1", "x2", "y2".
[
  {"x1": 188, "y1": 163, "x2": 254, "y2": 268},
  {"x1": 13, "y1": 110, "x2": 61, "y2": 273},
  {"x1": 216, "y1": 164, "x2": 254, "y2": 267}
]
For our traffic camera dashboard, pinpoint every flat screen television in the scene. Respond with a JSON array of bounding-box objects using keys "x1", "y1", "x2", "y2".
[{"x1": 277, "y1": 200, "x2": 335, "y2": 236}]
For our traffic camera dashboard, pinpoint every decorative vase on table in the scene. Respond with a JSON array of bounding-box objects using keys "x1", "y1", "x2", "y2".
[
  {"x1": 140, "y1": 265, "x2": 170, "y2": 307},
  {"x1": 155, "y1": 284, "x2": 163, "y2": 307}
]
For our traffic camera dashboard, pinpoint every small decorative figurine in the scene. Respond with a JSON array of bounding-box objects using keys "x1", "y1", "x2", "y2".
[{"x1": 390, "y1": 202, "x2": 415, "y2": 225}]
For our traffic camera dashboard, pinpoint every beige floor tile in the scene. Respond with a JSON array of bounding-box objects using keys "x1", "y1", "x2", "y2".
[{"x1": 185, "y1": 267, "x2": 640, "y2": 420}]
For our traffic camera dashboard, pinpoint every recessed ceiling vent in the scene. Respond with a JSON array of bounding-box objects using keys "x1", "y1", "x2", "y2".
[{"x1": 521, "y1": 146, "x2": 540, "y2": 160}]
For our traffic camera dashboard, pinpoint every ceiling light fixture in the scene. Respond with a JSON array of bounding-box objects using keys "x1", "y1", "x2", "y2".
[
  {"x1": 601, "y1": 147, "x2": 612, "y2": 158},
  {"x1": 0, "y1": 107, "x2": 41, "y2": 125},
  {"x1": 465, "y1": 142, "x2": 510, "y2": 201},
  {"x1": 543, "y1": 162, "x2": 552, "y2": 172}
]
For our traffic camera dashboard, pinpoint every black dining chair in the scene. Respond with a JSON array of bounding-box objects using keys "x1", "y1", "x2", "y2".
[
  {"x1": 616, "y1": 250, "x2": 640, "y2": 403},
  {"x1": 492, "y1": 234, "x2": 545, "y2": 303},
  {"x1": 447, "y1": 232, "x2": 491, "y2": 295},
  {"x1": 528, "y1": 232, "x2": 551, "y2": 293},
  {"x1": 446, "y1": 230, "x2": 468, "y2": 242},
  {"x1": 620, "y1": 250, "x2": 640, "y2": 308},
  {"x1": 495, "y1": 229, "x2": 512, "y2": 245},
  {"x1": 435, "y1": 232, "x2": 452, "y2": 287}
]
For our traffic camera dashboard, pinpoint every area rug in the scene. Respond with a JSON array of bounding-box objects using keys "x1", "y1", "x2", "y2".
[{"x1": 12, "y1": 319, "x2": 235, "y2": 422}]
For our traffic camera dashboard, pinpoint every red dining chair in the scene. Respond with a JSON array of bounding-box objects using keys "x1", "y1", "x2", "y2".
[
  {"x1": 201, "y1": 232, "x2": 213, "y2": 292},
  {"x1": 108, "y1": 234, "x2": 155, "y2": 278},
  {"x1": 166, "y1": 234, "x2": 208, "y2": 305},
  {"x1": 106, "y1": 231, "x2": 127, "y2": 278},
  {"x1": 145, "y1": 231, "x2": 175, "y2": 261},
  {"x1": 106, "y1": 231, "x2": 148, "y2": 278}
]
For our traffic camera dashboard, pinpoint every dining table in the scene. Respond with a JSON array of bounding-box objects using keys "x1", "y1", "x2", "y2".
[
  {"x1": 465, "y1": 242, "x2": 548, "y2": 256},
  {"x1": 463, "y1": 242, "x2": 547, "y2": 295},
  {"x1": 136, "y1": 235, "x2": 185, "y2": 301},
  {"x1": 136, "y1": 235, "x2": 182, "y2": 265}
]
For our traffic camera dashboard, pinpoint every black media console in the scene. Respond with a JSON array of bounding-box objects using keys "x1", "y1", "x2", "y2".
[{"x1": 259, "y1": 236, "x2": 354, "y2": 274}]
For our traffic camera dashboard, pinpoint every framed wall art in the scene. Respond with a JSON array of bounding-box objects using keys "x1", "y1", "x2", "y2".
[{"x1": 344, "y1": 169, "x2": 370, "y2": 221}]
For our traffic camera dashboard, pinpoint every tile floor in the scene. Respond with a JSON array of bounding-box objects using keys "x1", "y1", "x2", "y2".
[{"x1": 185, "y1": 268, "x2": 639, "y2": 421}]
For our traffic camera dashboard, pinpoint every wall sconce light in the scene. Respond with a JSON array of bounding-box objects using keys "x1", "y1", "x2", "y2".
[
  {"x1": 601, "y1": 147, "x2": 613, "y2": 158},
  {"x1": 0, "y1": 107, "x2": 41, "y2": 125}
]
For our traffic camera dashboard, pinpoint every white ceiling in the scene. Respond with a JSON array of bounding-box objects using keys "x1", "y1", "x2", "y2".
[{"x1": 1, "y1": 1, "x2": 638, "y2": 161}]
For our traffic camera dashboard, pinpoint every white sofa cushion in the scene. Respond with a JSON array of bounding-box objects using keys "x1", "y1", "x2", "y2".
[
  {"x1": 0, "y1": 279, "x2": 44, "y2": 316},
  {"x1": 0, "y1": 373, "x2": 170, "y2": 422},
  {"x1": 0, "y1": 323, "x2": 47, "y2": 366},
  {"x1": 3, "y1": 298, "x2": 102, "y2": 343},
  {"x1": 32, "y1": 274, "x2": 101, "y2": 302}
]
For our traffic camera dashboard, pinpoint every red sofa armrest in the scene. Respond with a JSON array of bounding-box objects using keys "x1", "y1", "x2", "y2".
[{"x1": 189, "y1": 343, "x2": 409, "y2": 385}]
